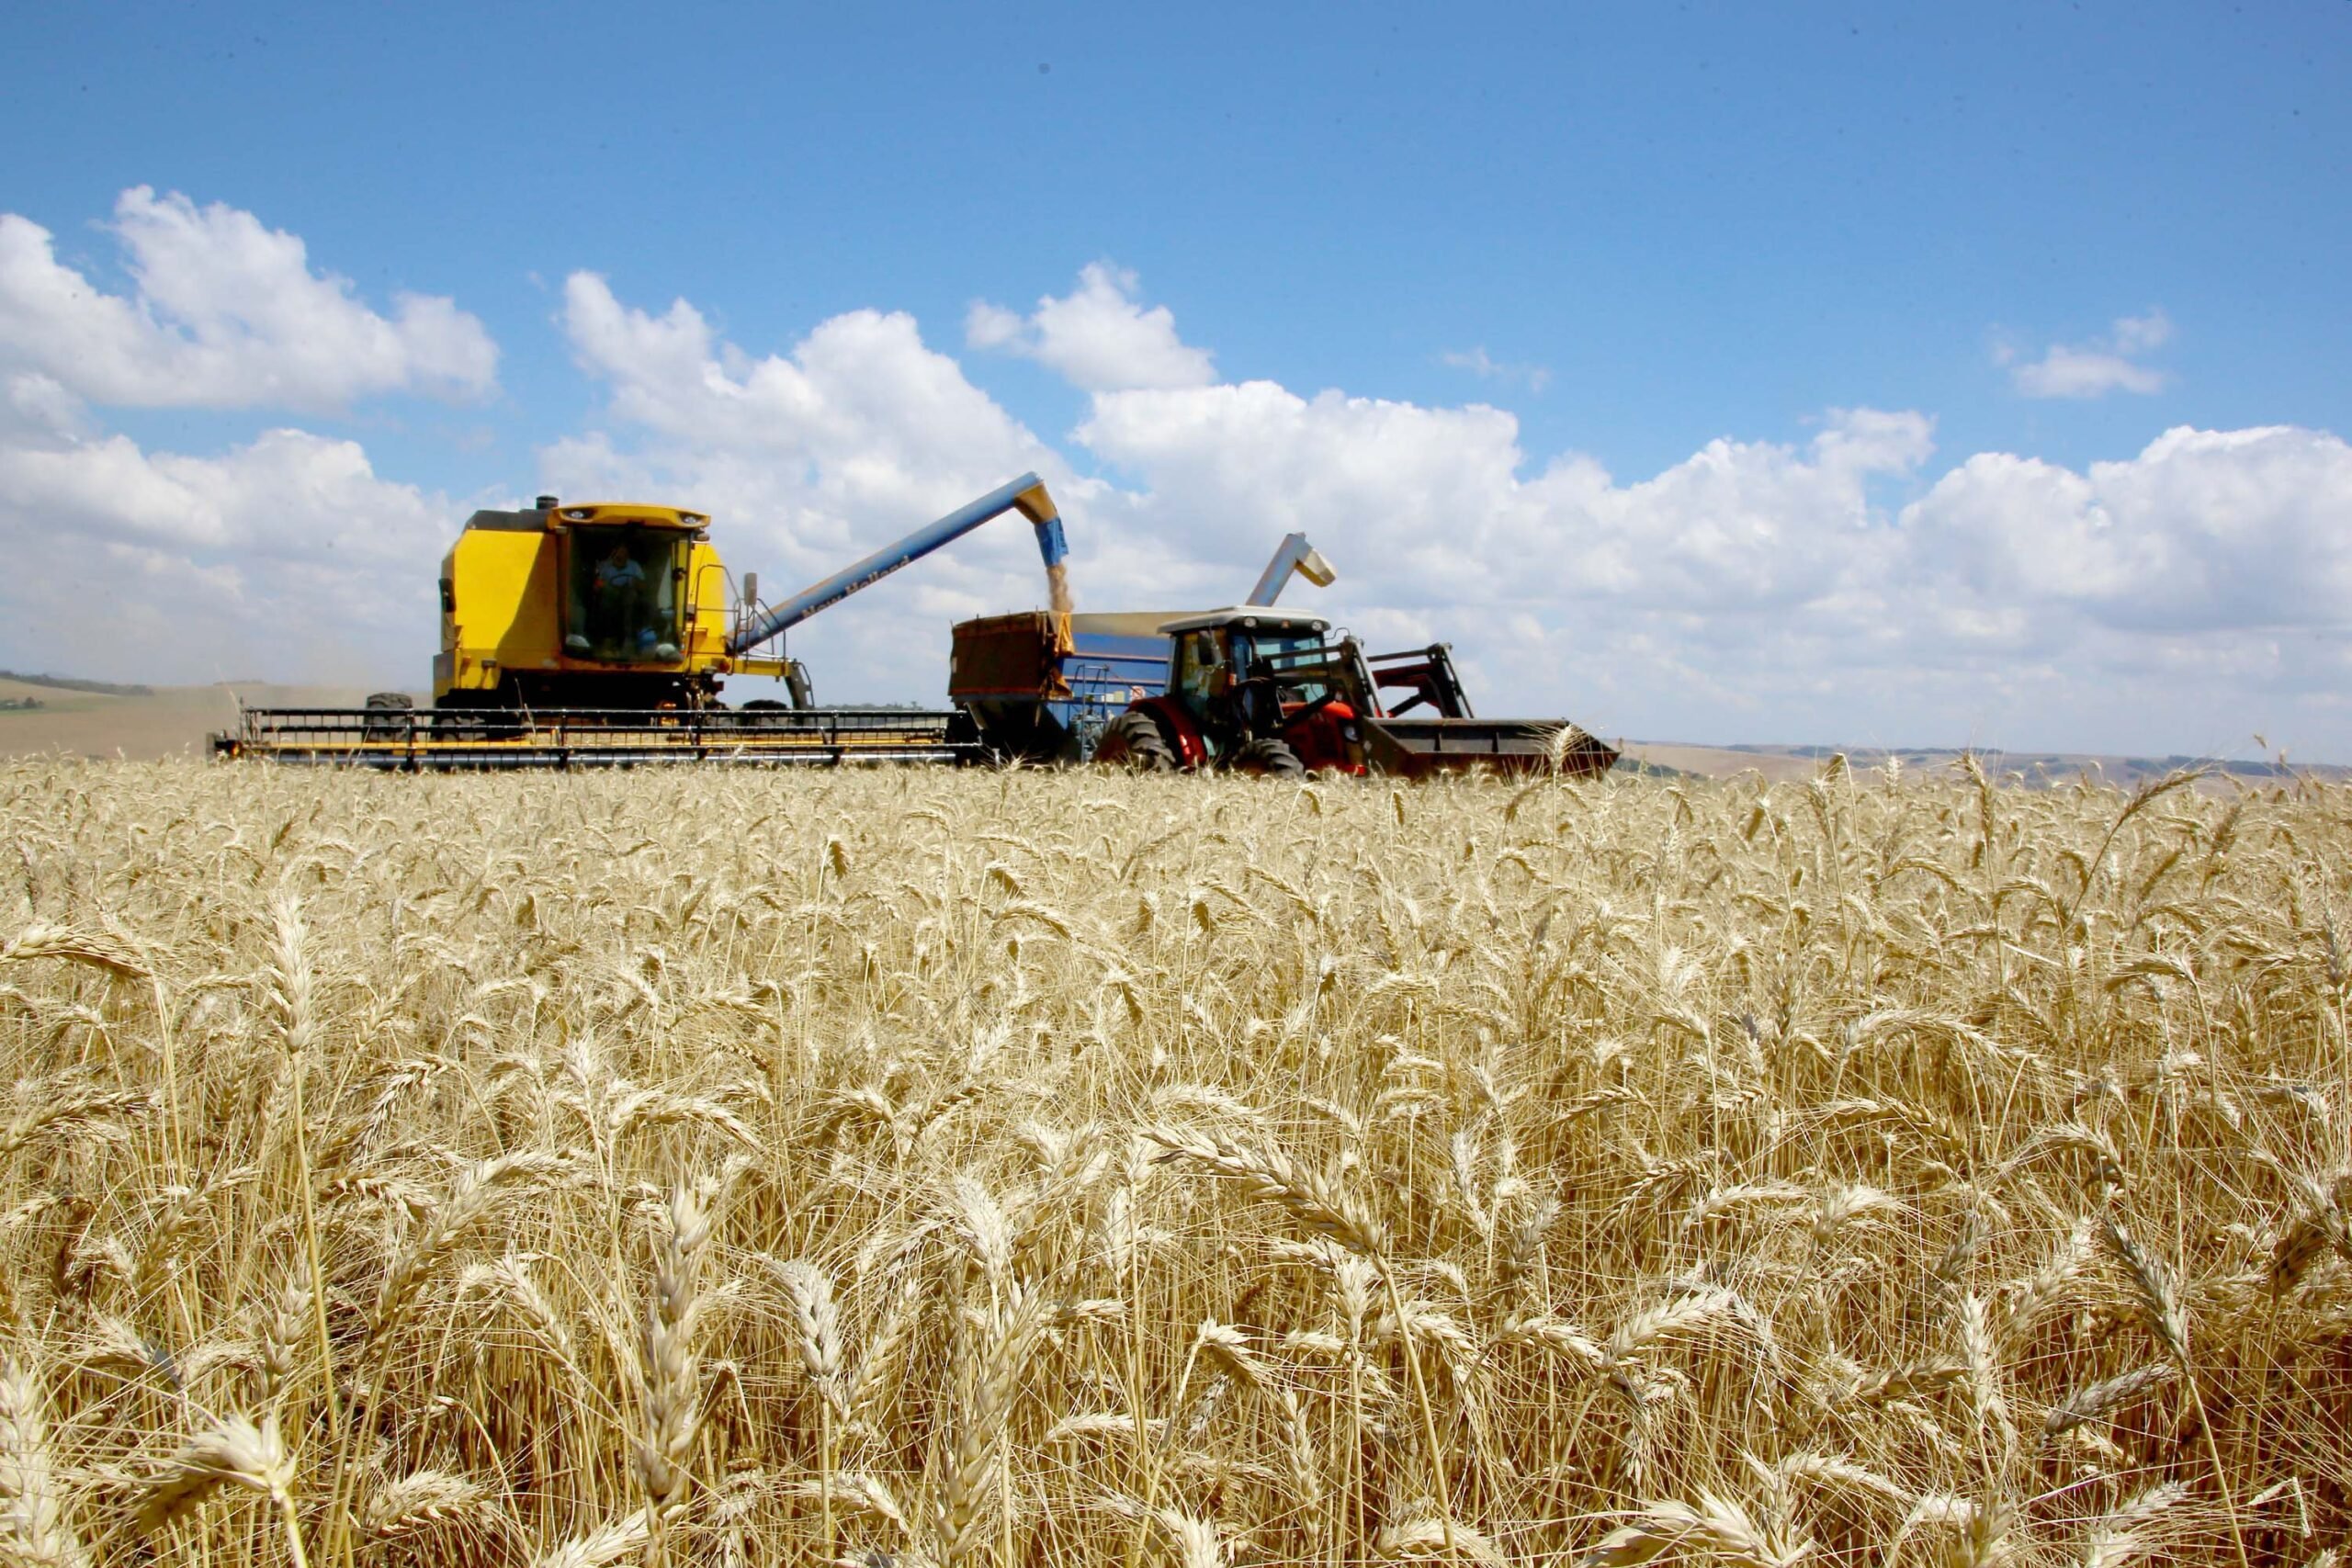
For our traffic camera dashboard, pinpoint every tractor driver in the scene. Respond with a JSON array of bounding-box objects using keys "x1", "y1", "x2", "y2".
[{"x1": 590, "y1": 541, "x2": 647, "y2": 654}]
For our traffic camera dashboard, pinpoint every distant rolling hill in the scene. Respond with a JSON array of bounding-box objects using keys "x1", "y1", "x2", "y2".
[{"x1": 1619, "y1": 739, "x2": 2344, "y2": 786}]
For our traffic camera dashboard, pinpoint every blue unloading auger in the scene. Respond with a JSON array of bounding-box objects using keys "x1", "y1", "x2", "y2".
[{"x1": 728, "y1": 473, "x2": 1069, "y2": 659}]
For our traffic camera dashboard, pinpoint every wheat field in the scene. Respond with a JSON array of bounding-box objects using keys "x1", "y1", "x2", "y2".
[{"x1": 0, "y1": 755, "x2": 2346, "y2": 1566}]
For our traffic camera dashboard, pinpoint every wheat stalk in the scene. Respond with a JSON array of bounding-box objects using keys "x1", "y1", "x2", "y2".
[
  {"x1": 1580, "y1": 1492, "x2": 1810, "y2": 1567},
  {"x1": 0, "y1": 1089, "x2": 154, "y2": 1158},
  {"x1": 932, "y1": 1285, "x2": 1049, "y2": 1566},
  {"x1": 765, "y1": 1254, "x2": 848, "y2": 1553},
  {"x1": 0, "y1": 926, "x2": 147, "y2": 980},
  {"x1": 3, "y1": 752, "x2": 2350, "y2": 1564},
  {"x1": 371, "y1": 1150, "x2": 571, "y2": 1340}
]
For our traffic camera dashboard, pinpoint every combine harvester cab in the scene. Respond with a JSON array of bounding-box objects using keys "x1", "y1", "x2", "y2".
[{"x1": 218, "y1": 476, "x2": 1066, "y2": 770}]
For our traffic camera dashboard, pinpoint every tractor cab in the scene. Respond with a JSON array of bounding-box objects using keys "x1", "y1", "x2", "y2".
[
  {"x1": 1165, "y1": 610, "x2": 1358, "y2": 727},
  {"x1": 1097, "y1": 608, "x2": 1374, "y2": 774}
]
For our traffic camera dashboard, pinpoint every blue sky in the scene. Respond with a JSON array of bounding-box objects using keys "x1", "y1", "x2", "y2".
[{"x1": 5, "y1": 2, "x2": 2349, "y2": 756}]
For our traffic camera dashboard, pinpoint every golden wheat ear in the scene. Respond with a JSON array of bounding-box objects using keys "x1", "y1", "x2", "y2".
[
  {"x1": 530, "y1": 1509, "x2": 652, "y2": 1568},
  {"x1": 0, "y1": 1357, "x2": 87, "y2": 1568},
  {"x1": 133, "y1": 1413, "x2": 300, "y2": 1568}
]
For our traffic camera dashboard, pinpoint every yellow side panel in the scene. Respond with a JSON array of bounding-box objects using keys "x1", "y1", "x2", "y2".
[
  {"x1": 441, "y1": 530, "x2": 560, "y2": 694},
  {"x1": 682, "y1": 540, "x2": 732, "y2": 671}
]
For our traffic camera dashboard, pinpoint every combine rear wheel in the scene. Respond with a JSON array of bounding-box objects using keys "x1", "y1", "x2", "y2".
[
  {"x1": 1227, "y1": 737, "x2": 1306, "y2": 777},
  {"x1": 1095, "y1": 710, "x2": 1175, "y2": 772}
]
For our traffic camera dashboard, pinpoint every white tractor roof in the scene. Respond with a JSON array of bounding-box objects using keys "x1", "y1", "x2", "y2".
[{"x1": 1156, "y1": 608, "x2": 1330, "y2": 636}]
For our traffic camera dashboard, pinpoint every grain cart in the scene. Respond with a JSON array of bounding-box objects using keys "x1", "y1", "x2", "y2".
[
  {"x1": 956, "y1": 606, "x2": 1617, "y2": 777},
  {"x1": 215, "y1": 475, "x2": 1064, "y2": 768},
  {"x1": 947, "y1": 532, "x2": 1336, "y2": 761}
]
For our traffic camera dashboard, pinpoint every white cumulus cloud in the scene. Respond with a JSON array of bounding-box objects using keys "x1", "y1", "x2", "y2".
[
  {"x1": 6, "y1": 197, "x2": 2346, "y2": 759},
  {"x1": 0, "y1": 187, "x2": 497, "y2": 412},
  {"x1": 546, "y1": 272, "x2": 1128, "y2": 704},
  {"x1": 1905, "y1": 423, "x2": 2352, "y2": 634},
  {"x1": 2005, "y1": 309, "x2": 2173, "y2": 400},
  {"x1": 546, "y1": 270, "x2": 2352, "y2": 751},
  {"x1": 1440, "y1": 345, "x2": 1551, "y2": 393},
  {"x1": 557, "y1": 270, "x2": 1070, "y2": 545},
  {"x1": 0, "y1": 189, "x2": 492, "y2": 684},
  {"x1": 0, "y1": 408, "x2": 453, "y2": 682},
  {"x1": 966, "y1": 263, "x2": 1215, "y2": 391},
  {"x1": 1077, "y1": 385, "x2": 1931, "y2": 615}
]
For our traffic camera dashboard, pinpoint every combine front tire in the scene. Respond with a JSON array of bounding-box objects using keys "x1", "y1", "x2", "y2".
[
  {"x1": 1227, "y1": 737, "x2": 1306, "y2": 777},
  {"x1": 361, "y1": 692, "x2": 414, "y2": 741},
  {"x1": 1095, "y1": 710, "x2": 1176, "y2": 772}
]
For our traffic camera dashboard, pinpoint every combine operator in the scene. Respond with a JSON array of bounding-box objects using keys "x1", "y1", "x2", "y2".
[{"x1": 584, "y1": 541, "x2": 649, "y2": 657}]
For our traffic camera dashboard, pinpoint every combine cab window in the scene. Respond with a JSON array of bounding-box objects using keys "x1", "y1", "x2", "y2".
[{"x1": 565, "y1": 527, "x2": 687, "y2": 663}]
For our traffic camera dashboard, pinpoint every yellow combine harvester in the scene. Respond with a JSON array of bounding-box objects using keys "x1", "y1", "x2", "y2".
[
  {"x1": 432, "y1": 496, "x2": 797, "y2": 709},
  {"x1": 215, "y1": 476, "x2": 1069, "y2": 768}
]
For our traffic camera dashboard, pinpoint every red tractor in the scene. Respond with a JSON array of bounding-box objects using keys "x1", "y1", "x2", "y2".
[{"x1": 1090, "y1": 608, "x2": 1617, "y2": 778}]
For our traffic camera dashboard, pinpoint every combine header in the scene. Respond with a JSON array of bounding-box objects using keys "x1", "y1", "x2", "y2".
[
  {"x1": 216, "y1": 706, "x2": 978, "y2": 769},
  {"x1": 215, "y1": 476, "x2": 1061, "y2": 769}
]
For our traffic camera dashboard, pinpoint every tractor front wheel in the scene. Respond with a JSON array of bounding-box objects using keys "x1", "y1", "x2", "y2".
[
  {"x1": 1095, "y1": 710, "x2": 1176, "y2": 772},
  {"x1": 1227, "y1": 737, "x2": 1306, "y2": 777}
]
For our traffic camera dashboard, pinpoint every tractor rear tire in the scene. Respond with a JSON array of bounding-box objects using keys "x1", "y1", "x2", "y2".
[
  {"x1": 1228, "y1": 737, "x2": 1306, "y2": 777},
  {"x1": 1095, "y1": 710, "x2": 1176, "y2": 772}
]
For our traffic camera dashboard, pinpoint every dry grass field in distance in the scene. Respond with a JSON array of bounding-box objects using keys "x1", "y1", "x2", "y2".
[
  {"x1": 0, "y1": 684, "x2": 382, "y2": 764},
  {"x1": 0, "y1": 755, "x2": 2346, "y2": 1565}
]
